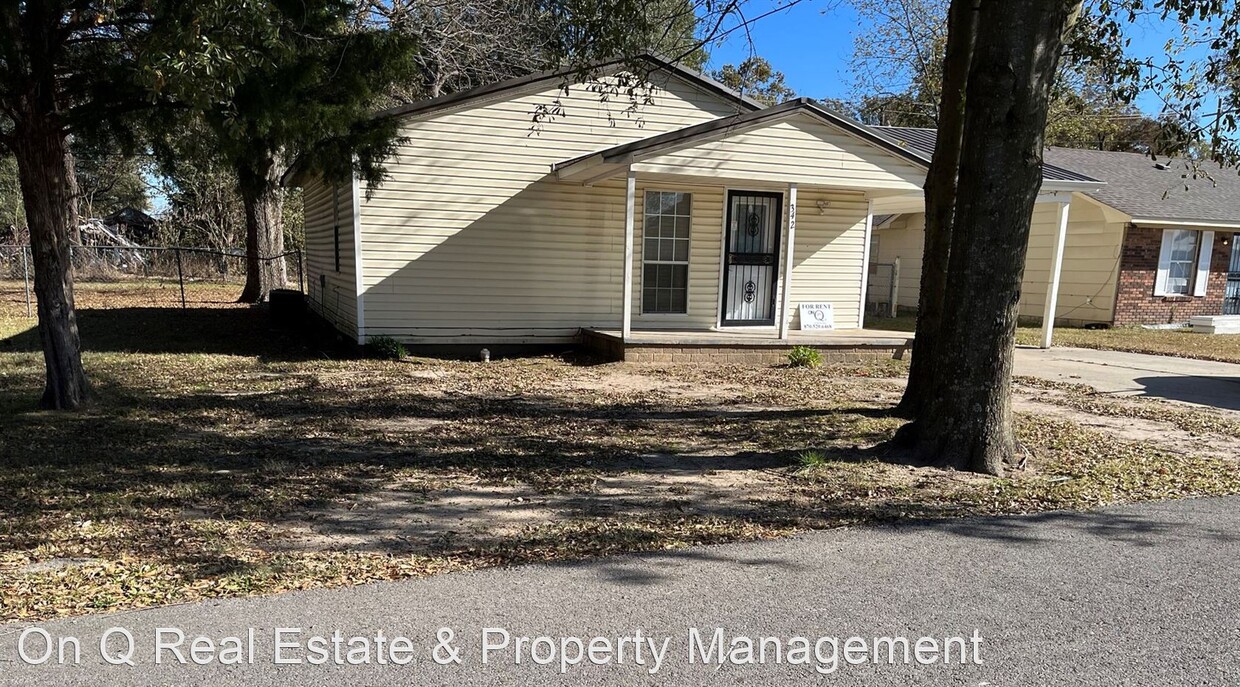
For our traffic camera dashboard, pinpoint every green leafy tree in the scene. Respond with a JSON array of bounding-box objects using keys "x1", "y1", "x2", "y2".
[
  {"x1": 0, "y1": 1, "x2": 353, "y2": 409},
  {"x1": 74, "y1": 153, "x2": 151, "y2": 219},
  {"x1": 847, "y1": 0, "x2": 1163, "y2": 148},
  {"x1": 160, "y1": 9, "x2": 417, "y2": 304},
  {"x1": 710, "y1": 57, "x2": 797, "y2": 106}
]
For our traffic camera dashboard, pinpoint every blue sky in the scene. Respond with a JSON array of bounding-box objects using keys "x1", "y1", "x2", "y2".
[{"x1": 703, "y1": 1, "x2": 1199, "y2": 116}]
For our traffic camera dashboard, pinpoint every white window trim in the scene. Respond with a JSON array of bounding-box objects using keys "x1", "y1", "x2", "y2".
[
  {"x1": 1154, "y1": 228, "x2": 1210, "y2": 298},
  {"x1": 1194, "y1": 231, "x2": 1214, "y2": 297},
  {"x1": 639, "y1": 189, "x2": 693, "y2": 316}
]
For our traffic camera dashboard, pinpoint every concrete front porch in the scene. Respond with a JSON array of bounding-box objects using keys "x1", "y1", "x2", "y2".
[{"x1": 582, "y1": 327, "x2": 913, "y2": 363}]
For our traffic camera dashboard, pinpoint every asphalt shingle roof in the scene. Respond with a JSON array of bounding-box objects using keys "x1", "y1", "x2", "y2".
[
  {"x1": 1043, "y1": 146, "x2": 1240, "y2": 224},
  {"x1": 873, "y1": 125, "x2": 1240, "y2": 224},
  {"x1": 874, "y1": 126, "x2": 1100, "y2": 183}
]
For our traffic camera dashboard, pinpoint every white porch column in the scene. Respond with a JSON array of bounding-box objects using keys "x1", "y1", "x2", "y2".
[
  {"x1": 858, "y1": 199, "x2": 875, "y2": 329},
  {"x1": 779, "y1": 183, "x2": 798, "y2": 340},
  {"x1": 1041, "y1": 199, "x2": 1071, "y2": 349},
  {"x1": 622, "y1": 169, "x2": 636, "y2": 340}
]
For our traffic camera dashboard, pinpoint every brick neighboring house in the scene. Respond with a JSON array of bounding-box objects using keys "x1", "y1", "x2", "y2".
[
  {"x1": 1045, "y1": 147, "x2": 1240, "y2": 326},
  {"x1": 871, "y1": 130, "x2": 1240, "y2": 328}
]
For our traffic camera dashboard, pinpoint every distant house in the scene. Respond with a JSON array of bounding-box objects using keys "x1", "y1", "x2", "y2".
[
  {"x1": 289, "y1": 56, "x2": 1106, "y2": 358},
  {"x1": 101, "y1": 207, "x2": 159, "y2": 245},
  {"x1": 873, "y1": 128, "x2": 1240, "y2": 328}
]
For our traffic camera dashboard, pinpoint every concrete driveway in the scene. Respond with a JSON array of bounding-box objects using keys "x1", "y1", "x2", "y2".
[
  {"x1": 1, "y1": 496, "x2": 1237, "y2": 686},
  {"x1": 1014, "y1": 346, "x2": 1240, "y2": 413}
]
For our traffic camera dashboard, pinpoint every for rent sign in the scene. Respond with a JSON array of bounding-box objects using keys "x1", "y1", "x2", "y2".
[{"x1": 798, "y1": 303, "x2": 835, "y2": 330}]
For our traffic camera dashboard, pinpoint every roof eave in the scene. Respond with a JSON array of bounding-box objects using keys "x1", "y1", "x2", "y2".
[
  {"x1": 1129, "y1": 217, "x2": 1240, "y2": 230},
  {"x1": 1041, "y1": 179, "x2": 1107, "y2": 193}
]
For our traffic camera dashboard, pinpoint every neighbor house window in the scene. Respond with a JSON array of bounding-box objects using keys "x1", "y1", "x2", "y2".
[
  {"x1": 642, "y1": 191, "x2": 691, "y2": 314},
  {"x1": 1156, "y1": 229, "x2": 1213, "y2": 297}
]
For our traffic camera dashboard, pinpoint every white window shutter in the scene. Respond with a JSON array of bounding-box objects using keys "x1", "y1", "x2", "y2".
[
  {"x1": 1193, "y1": 231, "x2": 1214, "y2": 297},
  {"x1": 1153, "y1": 229, "x2": 1174, "y2": 297}
]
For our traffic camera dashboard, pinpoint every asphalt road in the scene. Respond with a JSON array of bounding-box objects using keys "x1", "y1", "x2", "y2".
[
  {"x1": 1014, "y1": 346, "x2": 1240, "y2": 413},
  {"x1": 2, "y1": 496, "x2": 1238, "y2": 686}
]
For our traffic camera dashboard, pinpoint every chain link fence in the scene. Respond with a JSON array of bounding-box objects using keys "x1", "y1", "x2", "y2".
[{"x1": 0, "y1": 245, "x2": 303, "y2": 316}]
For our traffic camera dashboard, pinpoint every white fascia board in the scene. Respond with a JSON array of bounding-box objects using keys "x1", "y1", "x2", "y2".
[{"x1": 1130, "y1": 217, "x2": 1240, "y2": 230}]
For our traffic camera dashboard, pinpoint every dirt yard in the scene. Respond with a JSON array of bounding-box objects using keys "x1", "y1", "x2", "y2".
[{"x1": 1, "y1": 282, "x2": 1238, "y2": 621}]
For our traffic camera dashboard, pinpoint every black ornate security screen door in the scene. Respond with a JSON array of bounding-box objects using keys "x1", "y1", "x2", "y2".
[{"x1": 722, "y1": 191, "x2": 783, "y2": 326}]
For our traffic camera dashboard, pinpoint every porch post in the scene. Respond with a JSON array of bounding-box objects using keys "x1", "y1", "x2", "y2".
[
  {"x1": 622, "y1": 169, "x2": 636, "y2": 340},
  {"x1": 1041, "y1": 199, "x2": 1071, "y2": 349},
  {"x1": 858, "y1": 199, "x2": 875, "y2": 329},
  {"x1": 779, "y1": 183, "x2": 798, "y2": 340}
]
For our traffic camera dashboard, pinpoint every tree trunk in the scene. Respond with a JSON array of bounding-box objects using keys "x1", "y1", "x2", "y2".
[
  {"x1": 896, "y1": 0, "x2": 980, "y2": 419},
  {"x1": 12, "y1": 115, "x2": 92, "y2": 410},
  {"x1": 64, "y1": 146, "x2": 81, "y2": 244},
  {"x1": 237, "y1": 157, "x2": 287, "y2": 304},
  {"x1": 909, "y1": 0, "x2": 1080, "y2": 475}
]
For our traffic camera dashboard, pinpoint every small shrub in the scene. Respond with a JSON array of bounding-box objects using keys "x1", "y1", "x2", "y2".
[
  {"x1": 798, "y1": 450, "x2": 829, "y2": 468},
  {"x1": 367, "y1": 335, "x2": 406, "y2": 360},
  {"x1": 788, "y1": 346, "x2": 823, "y2": 368}
]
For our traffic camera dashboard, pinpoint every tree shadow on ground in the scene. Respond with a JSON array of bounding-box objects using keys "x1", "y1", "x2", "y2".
[
  {"x1": 0, "y1": 306, "x2": 344, "y2": 359},
  {"x1": 2, "y1": 320, "x2": 1233, "y2": 601},
  {"x1": 1133, "y1": 375, "x2": 1240, "y2": 412}
]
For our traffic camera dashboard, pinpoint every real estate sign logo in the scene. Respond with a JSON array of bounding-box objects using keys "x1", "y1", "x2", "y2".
[{"x1": 799, "y1": 303, "x2": 835, "y2": 330}]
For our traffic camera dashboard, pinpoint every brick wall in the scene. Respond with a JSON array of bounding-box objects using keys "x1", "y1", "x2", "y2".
[{"x1": 1113, "y1": 226, "x2": 1234, "y2": 326}]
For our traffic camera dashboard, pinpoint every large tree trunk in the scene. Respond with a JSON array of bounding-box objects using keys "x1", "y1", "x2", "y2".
[
  {"x1": 12, "y1": 115, "x2": 92, "y2": 410},
  {"x1": 896, "y1": 0, "x2": 980, "y2": 419},
  {"x1": 908, "y1": 0, "x2": 1079, "y2": 475},
  {"x1": 237, "y1": 157, "x2": 287, "y2": 304}
]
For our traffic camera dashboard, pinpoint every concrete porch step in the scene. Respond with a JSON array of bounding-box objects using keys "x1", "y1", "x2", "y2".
[{"x1": 1190, "y1": 315, "x2": 1240, "y2": 334}]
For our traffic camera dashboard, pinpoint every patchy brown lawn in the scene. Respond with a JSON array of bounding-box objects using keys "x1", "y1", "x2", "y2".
[
  {"x1": 1014, "y1": 325, "x2": 1240, "y2": 364},
  {"x1": 868, "y1": 313, "x2": 1240, "y2": 364},
  {"x1": 1, "y1": 282, "x2": 1238, "y2": 622}
]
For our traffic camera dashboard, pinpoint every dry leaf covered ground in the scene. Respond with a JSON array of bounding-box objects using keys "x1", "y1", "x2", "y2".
[{"x1": 1, "y1": 281, "x2": 1238, "y2": 622}]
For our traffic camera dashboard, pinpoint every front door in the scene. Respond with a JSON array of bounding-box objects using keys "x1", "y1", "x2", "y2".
[{"x1": 721, "y1": 191, "x2": 783, "y2": 326}]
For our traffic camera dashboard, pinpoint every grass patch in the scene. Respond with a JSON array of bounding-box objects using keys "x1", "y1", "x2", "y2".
[
  {"x1": 1014, "y1": 325, "x2": 1240, "y2": 364},
  {"x1": 867, "y1": 313, "x2": 1240, "y2": 365},
  {"x1": 787, "y1": 346, "x2": 823, "y2": 369}
]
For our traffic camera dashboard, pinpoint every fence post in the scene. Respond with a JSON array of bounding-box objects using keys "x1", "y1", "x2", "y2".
[
  {"x1": 297, "y1": 249, "x2": 304, "y2": 294},
  {"x1": 175, "y1": 247, "x2": 186, "y2": 309},
  {"x1": 890, "y1": 257, "x2": 900, "y2": 318},
  {"x1": 21, "y1": 245, "x2": 32, "y2": 318}
]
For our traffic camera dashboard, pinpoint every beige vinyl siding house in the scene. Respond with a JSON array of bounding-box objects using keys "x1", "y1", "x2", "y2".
[
  {"x1": 294, "y1": 57, "x2": 937, "y2": 351},
  {"x1": 302, "y1": 177, "x2": 358, "y2": 339},
  {"x1": 874, "y1": 195, "x2": 1126, "y2": 326},
  {"x1": 356, "y1": 67, "x2": 746, "y2": 344},
  {"x1": 868, "y1": 135, "x2": 1240, "y2": 329},
  {"x1": 1019, "y1": 197, "x2": 1126, "y2": 325}
]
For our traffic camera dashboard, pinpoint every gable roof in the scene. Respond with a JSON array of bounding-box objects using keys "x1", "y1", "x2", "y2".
[
  {"x1": 1043, "y1": 147, "x2": 1240, "y2": 224},
  {"x1": 873, "y1": 126, "x2": 1102, "y2": 184},
  {"x1": 554, "y1": 98, "x2": 931, "y2": 183},
  {"x1": 374, "y1": 54, "x2": 764, "y2": 122}
]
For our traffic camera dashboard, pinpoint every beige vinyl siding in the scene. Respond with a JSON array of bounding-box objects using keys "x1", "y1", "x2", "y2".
[
  {"x1": 872, "y1": 195, "x2": 1125, "y2": 326},
  {"x1": 1020, "y1": 197, "x2": 1124, "y2": 325},
  {"x1": 873, "y1": 213, "x2": 926, "y2": 312},
  {"x1": 302, "y1": 176, "x2": 357, "y2": 338},
  {"x1": 358, "y1": 71, "x2": 747, "y2": 343},
  {"x1": 632, "y1": 116, "x2": 925, "y2": 191},
  {"x1": 784, "y1": 189, "x2": 870, "y2": 330},
  {"x1": 631, "y1": 183, "x2": 724, "y2": 329}
]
